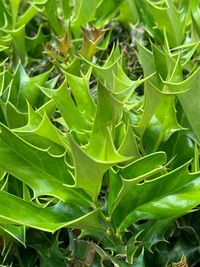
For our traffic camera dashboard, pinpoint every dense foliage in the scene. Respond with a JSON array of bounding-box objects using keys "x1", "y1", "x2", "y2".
[{"x1": 0, "y1": 0, "x2": 200, "y2": 266}]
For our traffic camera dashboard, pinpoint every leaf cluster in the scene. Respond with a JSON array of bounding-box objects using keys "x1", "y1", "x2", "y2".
[{"x1": 0, "y1": 0, "x2": 200, "y2": 266}]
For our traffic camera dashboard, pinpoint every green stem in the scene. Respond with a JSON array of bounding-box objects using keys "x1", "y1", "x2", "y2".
[{"x1": 99, "y1": 210, "x2": 123, "y2": 245}]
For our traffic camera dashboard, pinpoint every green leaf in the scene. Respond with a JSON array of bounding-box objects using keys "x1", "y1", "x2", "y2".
[
  {"x1": 95, "y1": 0, "x2": 124, "y2": 26},
  {"x1": 118, "y1": 0, "x2": 139, "y2": 25},
  {"x1": 0, "y1": 224, "x2": 25, "y2": 246},
  {"x1": 41, "y1": 80, "x2": 91, "y2": 133},
  {"x1": 69, "y1": 135, "x2": 111, "y2": 200},
  {"x1": 0, "y1": 123, "x2": 92, "y2": 206},
  {"x1": 11, "y1": 25, "x2": 27, "y2": 64},
  {"x1": 15, "y1": 107, "x2": 66, "y2": 156},
  {"x1": 71, "y1": 0, "x2": 101, "y2": 37},
  {"x1": 178, "y1": 71, "x2": 200, "y2": 141},
  {"x1": 43, "y1": 0, "x2": 65, "y2": 36},
  {"x1": 135, "y1": 219, "x2": 173, "y2": 251},
  {"x1": 108, "y1": 152, "x2": 167, "y2": 215},
  {"x1": 134, "y1": 0, "x2": 186, "y2": 47},
  {"x1": 0, "y1": 100, "x2": 27, "y2": 128},
  {"x1": 86, "y1": 82, "x2": 130, "y2": 162},
  {"x1": 162, "y1": 68, "x2": 200, "y2": 140},
  {"x1": 65, "y1": 68, "x2": 96, "y2": 121},
  {"x1": 0, "y1": 190, "x2": 104, "y2": 232},
  {"x1": 113, "y1": 163, "x2": 200, "y2": 233},
  {"x1": 143, "y1": 95, "x2": 181, "y2": 152},
  {"x1": 117, "y1": 125, "x2": 140, "y2": 158}
]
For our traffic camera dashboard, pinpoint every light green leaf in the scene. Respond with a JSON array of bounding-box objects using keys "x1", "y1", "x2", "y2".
[
  {"x1": 41, "y1": 81, "x2": 91, "y2": 134},
  {"x1": 65, "y1": 69, "x2": 96, "y2": 120},
  {"x1": 86, "y1": 82, "x2": 130, "y2": 162},
  {"x1": 0, "y1": 123, "x2": 92, "y2": 206},
  {"x1": 71, "y1": 0, "x2": 101, "y2": 36},
  {"x1": 143, "y1": 95, "x2": 181, "y2": 152},
  {"x1": 0, "y1": 191, "x2": 105, "y2": 232},
  {"x1": 15, "y1": 107, "x2": 66, "y2": 156}
]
